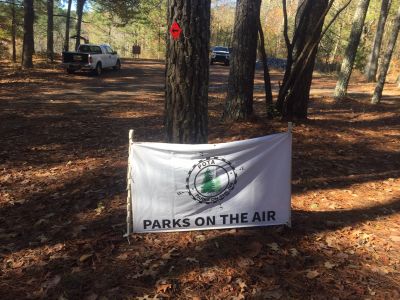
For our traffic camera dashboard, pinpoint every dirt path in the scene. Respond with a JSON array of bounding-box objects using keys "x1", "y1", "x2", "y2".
[{"x1": 0, "y1": 59, "x2": 399, "y2": 299}]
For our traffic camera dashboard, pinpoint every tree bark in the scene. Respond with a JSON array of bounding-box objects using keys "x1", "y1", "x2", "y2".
[
  {"x1": 290, "y1": 0, "x2": 328, "y2": 120},
  {"x1": 365, "y1": 0, "x2": 391, "y2": 82},
  {"x1": 64, "y1": 0, "x2": 72, "y2": 51},
  {"x1": 334, "y1": 0, "x2": 370, "y2": 99},
  {"x1": 75, "y1": 0, "x2": 85, "y2": 50},
  {"x1": 11, "y1": 0, "x2": 17, "y2": 63},
  {"x1": 276, "y1": 0, "x2": 329, "y2": 120},
  {"x1": 222, "y1": 0, "x2": 262, "y2": 122},
  {"x1": 285, "y1": 0, "x2": 328, "y2": 120},
  {"x1": 371, "y1": 5, "x2": 400, "y2": 104},
  {"x1": 22, "y1": 0, "x2": 34, "y2": 68},
  {"x1": 47, "y1": 0, "x2": 54, "y2": 62},
  {"x1": 165, "y1": 0, "x2": 211, "y2": 143},
  {"x1": 257, "y1": 16, "x2": 273, "y2": 119}
]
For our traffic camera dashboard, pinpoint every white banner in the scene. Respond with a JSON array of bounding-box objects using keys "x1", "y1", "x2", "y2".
[{"x1": 129, "y1": 132, "x2": 292, "y2": 233}]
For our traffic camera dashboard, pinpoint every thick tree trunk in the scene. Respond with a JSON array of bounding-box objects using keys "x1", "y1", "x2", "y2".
[
  {"x1": 289, "y1": 0, "x2": 327, "y2": 120},
  {"x1": 64, "y1": 0, "x2": 72, "y2": 52},
  {"x1": 75, "y1": 0, "x2": 85, "y2": 50},
  {"x1": 290, "y1": 51, "x2": 318, "y2": 120},
  {"x1": 22, "y1": 0, "x2": 34, "y2": 68},
  {"x1": 165, "y1": 0, "x2": 211, "y2": 143},
  {"x1": 11, "y1": 0, "x2": 17, "y2": 63},
  {"x1": 257, "y1": 17, "x2": 273, "y2": 119},
  {"x1": 47, "y1": 0, "x2": 54, "y2": 62},
  {"x1": 371, "y1": 5, "x2": 400, "y2": 104},
  {"x1": 277, "y1": 0, "x2": 328, "y2": 120},
  {"x1": 334, "y1": 0, "x2": 370, "y2": 99},
  {"x1": 365, "y1": 0, "x2": 391, "y2": 82},
  {"x1": 222, "y1": 0, "x2": 262, "y2": 122}
]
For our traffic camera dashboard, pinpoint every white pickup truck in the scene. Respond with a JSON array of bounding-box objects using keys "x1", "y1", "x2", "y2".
[{"x1": 62, "y1": 44, "x2": 121, "y2": 75}]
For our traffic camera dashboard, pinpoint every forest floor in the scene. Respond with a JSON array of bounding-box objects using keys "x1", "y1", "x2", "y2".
[{"x1": 0, "y1": 58, "x2": 399, "y2": 300}]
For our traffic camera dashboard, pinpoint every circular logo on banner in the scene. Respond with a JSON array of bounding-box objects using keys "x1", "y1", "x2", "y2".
[{"x1": 186, "y1": 157, "x2": 237, "y2": 204}]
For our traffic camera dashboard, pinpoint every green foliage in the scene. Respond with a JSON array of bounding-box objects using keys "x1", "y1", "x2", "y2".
[
  {"x1": 354, "y1": 39, "x2": 368, "y2": 70},
  {"x1": 211, "y1": 1, "x2": 235, "y2": 47},
  {"x1": 3, "y1": 0, "x2": 399, "y2": 64},
  {"x1": 92, "y1": 0, "x2": 141, "y2": 26},
  {"x1": 318, "y1": 0, "x2": 400, "y2": 70},
  {"x1": 82, "y1": 0, "x2": 166, "y2": 58},
  {"x1": 0, "y1": 1, "x2": 24, "y2": 58},
  {"x1": 201, "y1": 168, "x2": 221, "y2": 194},
  {"x1": 33, "y1": 0, "x2": 74, "y2": 54}
]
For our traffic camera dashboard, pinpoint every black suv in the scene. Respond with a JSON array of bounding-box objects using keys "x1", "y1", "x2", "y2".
[{"x1": 210, "y1": 46, "x2": 231, "y2": 66}]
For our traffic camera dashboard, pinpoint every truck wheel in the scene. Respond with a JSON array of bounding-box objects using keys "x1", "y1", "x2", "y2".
[
  {"x1": 94, "y1": 63, "x2": 102, "y2": 76},
  {"x1": 113, "y1": 60, "x2": 121, "y2": 71},
  {"x1": 67, "y1": 68, "x2": 75, "y2": 74}
]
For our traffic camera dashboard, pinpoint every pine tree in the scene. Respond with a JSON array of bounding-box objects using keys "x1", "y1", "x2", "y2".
[
  {"x1": 47, "y1": 0, "x2": 54, "y2": 62},
  {"x1": 22, "y1": 0, "x2": 34, "y2": 68},
  {"x1": 222, "y1": 0, "x2": 262, "y2": 121},
  {"x1": 64, "y1": 0, "x2": 72, "y2": 51},
  {"x1": 75, "y1": 0, "x2": 86, "y2": 50},
  {"x1": 165, "y1": 0, "x2": 211, "y2": 143},
  {"x1": 11, "y1": 0, "x2": 17, "y2": 63},
  {"x1": 201, "y1": 169, "x2": 216, "y2": 194}
]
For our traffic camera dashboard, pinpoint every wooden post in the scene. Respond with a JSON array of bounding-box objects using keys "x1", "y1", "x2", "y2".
[
  {"x1": 287, "y1": 122, "x2": 292, "y2": 228},
  {"x1": 124, "y1": 129, "x2": 134, "y2": 239}
]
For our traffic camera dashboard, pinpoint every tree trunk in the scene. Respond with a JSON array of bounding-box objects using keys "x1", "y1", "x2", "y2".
[
  {"x1": 22, "y1": 0, "x2": 34, "y2": 68},
  {"x1": 276, "y1": 0, "x2": 329, "y2": 120},
  {"x1": 47, "y1": 0, "x2": 54, "y2": 62},
  {"x1": 290, "y1": 0, "x2": 328, "y2": 120},
  {"x1": 75, "y1": 0, "x2": 85, "y2": 50},
  {"x1": 334, "y1": 0, "x2": 370, "y2": 99},
  {"x1": 329, "y1": 20, "x2": 342, "y2": 64},
  {"x1": 365, "y1": 0, "x2": 391, "y2": 82},
  {"x1": 165, "y1": 0, "x2": 211, "y2": 143},
  {"x1": 257, "y1": 17, "x2": 273, "y2": 119},
  {"x1": 371, "y1": 5, "x2": 400, "y2": 104},
  {"x1": 222, "y1": 0, "x2": 262, "y2": 122},
  {"x1": 64, "y1": 0, "x2": 72, "y2": 52},
  {"x1": 11, "y1": 0, "x2": 17, "y2": 63}
]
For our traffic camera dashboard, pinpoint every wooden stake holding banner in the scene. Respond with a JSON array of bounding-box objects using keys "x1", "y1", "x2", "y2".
[
  {"x1": 287, "y1": 122, "x2": 292, "y2": 228},
  {"x1": 124, "y1": 129, "x2": 134, "y2": 239}
]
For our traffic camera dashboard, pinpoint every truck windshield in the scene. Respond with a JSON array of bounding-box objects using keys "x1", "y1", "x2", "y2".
[
  {"x1": 78, "y1": 45, "x2": 102, "y2": 54},
  {"x1": 213, "y1": 47, "x2": 229, "y2": 52}
]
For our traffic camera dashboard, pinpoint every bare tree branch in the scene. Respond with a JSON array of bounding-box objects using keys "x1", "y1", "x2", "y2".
[
  {"x1": 282, "y1": 0, "x2": 292, "y2": 56},
  {"x1": 321, "y1": 0, "x2": 353, "y2": 39}
]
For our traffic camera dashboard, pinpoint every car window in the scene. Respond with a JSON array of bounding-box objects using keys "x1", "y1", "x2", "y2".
[
  {"x1": 78, "y1": 45, "x2": 90, "y2": 53},
  {"x1": 78, "y1": 45, "x2": 102, "y2": 54},
  {"x1": 214, "y1": 47, "x2": 228, "y2": 52},
  {"x1": 91, "y1": 46, "x2": 102, "y2": 54},
  {"x1": 105, "y1": 46, "x2": 114, "y2": 54}
]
